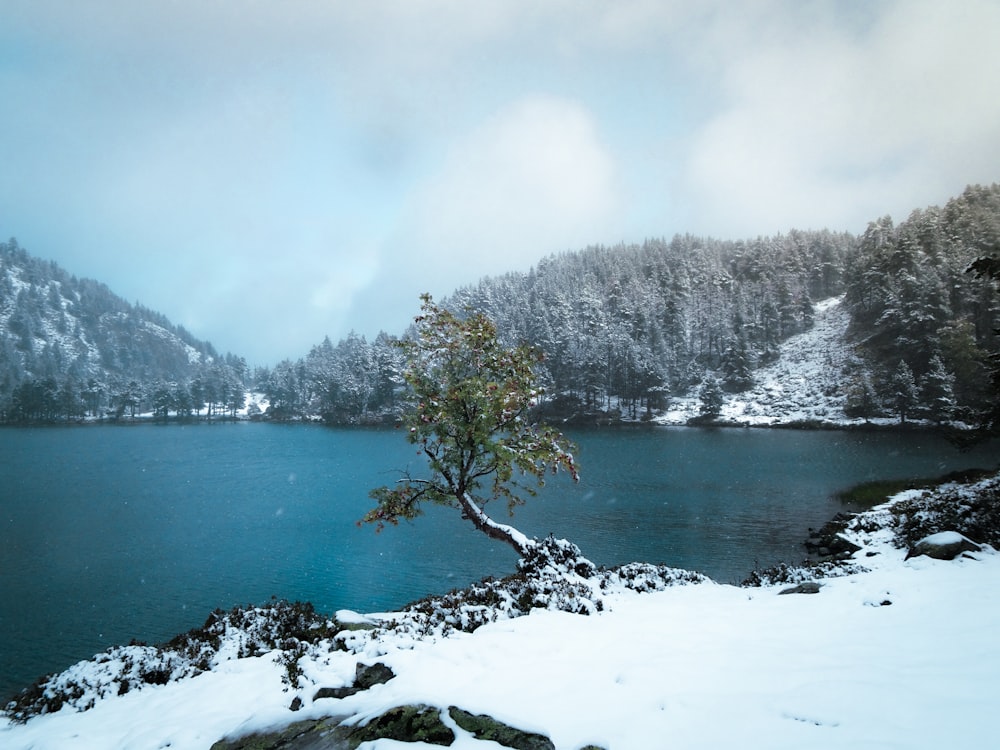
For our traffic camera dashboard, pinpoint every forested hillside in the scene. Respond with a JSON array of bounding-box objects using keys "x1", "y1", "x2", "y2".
[
  {"x1": 262, "y1": 185, "x2": 999, "y2": 427},
  {"x1": 0, "y1": 239, "x2": 247, "y2": 422},
  {"x1": 4, "y1": 184, "x2": 998, "y2": 427},
  {"x1": 841, "y1": 184, "x2": 1000, "y2": 424},
  {"x1": 253, "y1": 229, "x2": 851, "y2": 424},
  {"x1": 446, "y1": 229, "x2": 853, "y2": 417}
]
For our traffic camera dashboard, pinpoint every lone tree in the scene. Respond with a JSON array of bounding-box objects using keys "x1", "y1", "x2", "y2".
[{"x1": 363, "y1": 294, "x2": 578, "y2": 556}]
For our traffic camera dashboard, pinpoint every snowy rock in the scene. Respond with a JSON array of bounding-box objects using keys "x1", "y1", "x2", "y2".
[
  {"x1": 313, "y1": 661, "x2": 395, "y2": 701},
  {"x1": 348, "y1": 704, "x2": 454, "y2": 746},
  {"x1": 213, "y1": 705, "x2": 560, "y2": 750},
  {"x1": 210, "y1": 717, "x2": 348, "y2": 749},
  {"x1": 312, "y1": 686, "x2": 355, "y2": 701},
  {"x1": 904, "y1": 531, "x2": 982, "y2": 561},
  {"x1": 448, "y1": 706, "x2": 555, "y2": 750},
  {"x1": 354, "y1": 661, "x2": 395, "y2": 690},
  {"x1": 334, "y1": 610, "x2": 378, "y2": 630},
  {"x1": 804, "y1": 513, "x2": 863, "y2": 560},
  {"x1": 778, "y1": 581, "x2": 822, "y2": 595},
  {"x1": 213, "y1": 705, "x2": 456, "y2": 749}
]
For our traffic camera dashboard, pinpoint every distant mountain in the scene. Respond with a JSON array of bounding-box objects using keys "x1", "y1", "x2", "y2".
[{"x1": 0, "y1": 239, "x2": 247, "y2": 422}]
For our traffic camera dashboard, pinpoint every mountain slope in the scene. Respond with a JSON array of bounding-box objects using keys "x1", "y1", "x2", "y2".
[{"x1": 0, "y1": 239, "x2": 246, "y2": 421}]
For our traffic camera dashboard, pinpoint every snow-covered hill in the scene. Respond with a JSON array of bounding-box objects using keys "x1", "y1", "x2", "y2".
[
  {"x1": 1, "y1": 240, "x2": 226, "y2": 389},
  {"x1": 658, "y1": 296, "x2": 870, "y2": 426},
  {"x1": 4, "y1": 473, "x2": 999, "y2": 749}
]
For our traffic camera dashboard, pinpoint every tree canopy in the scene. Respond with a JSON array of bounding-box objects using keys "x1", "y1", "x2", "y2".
[{"x1": 364, "y1": 295, "x2": 578, "y2": 555}]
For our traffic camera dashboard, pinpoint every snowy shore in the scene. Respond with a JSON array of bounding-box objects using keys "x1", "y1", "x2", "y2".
[{"x1": 3, "y1": 471, "x2": 999, "y2": 749}]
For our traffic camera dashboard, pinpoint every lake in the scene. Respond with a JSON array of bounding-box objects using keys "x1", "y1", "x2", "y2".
[{"x1": 1, "y1": 423, "x2": 996, "y2": 699}]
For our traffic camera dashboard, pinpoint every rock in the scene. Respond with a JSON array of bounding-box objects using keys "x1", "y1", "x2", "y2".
[
  {"x1": 215, "y1": 703, "x2": 561, "y2": 750},
  {"x1": 313, "y1": 686, "x2": 357, "y2": 701},
  {"x1": 448, "y1": 706, "x2": 555, "y2": 750},
  {"x1": 803, "y1": 514, "x2": 862, "y2": 560},
  {"x1": 354, "y1": 661, "x2": 395, "y2": 689},
  {"x1": 213, "y1": 705, "x2": 451, "y2": 749},
  {"x1": 313, "y1": 661, "x2": 396, "y2": 702},
  {"x1": 349, "y1": 704, "x2": 454, "y2": 747},
  {"x1": 904, "y1": 531, "x2": 981, "y2": 561},
  {"x1": 778, "y1": 581, "x2": 822, "y2": 595},
  {"x1": 210, "y1": 717, "x2": 348, "y2": 750},
  {"x1": 289, "y1": 696, "x2": 302, "y2": 712},
  {"x1": 812, "y1": 534, "x2": 861, "y2": 559},
  {"x1": 334, "y1": 609, "x2": 378, "y2": 632}
]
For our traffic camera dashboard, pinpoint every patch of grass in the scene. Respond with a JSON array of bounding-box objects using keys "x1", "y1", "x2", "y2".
[
  {"x1": 836, "y1": 479, "x2": 923, "y2": 508},
  {"x1": 836, "y1": 469, "x2": 994, "y2": 509}
]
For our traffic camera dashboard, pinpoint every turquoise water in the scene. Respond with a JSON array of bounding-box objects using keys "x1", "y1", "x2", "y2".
[{"x1": 1, "y1": 423, "x2": 995, "y2": 698}]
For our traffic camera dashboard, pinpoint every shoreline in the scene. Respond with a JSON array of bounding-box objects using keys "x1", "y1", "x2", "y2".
[
  {"x1": 5, "y1": 469, "x2": 999, "y2": 748},
  {"x1": 7, "y1": 462, "x2": 993, "y2": 706},
  {"x1": 0, "y1": 411, "x2": 986, "y2": 436}
]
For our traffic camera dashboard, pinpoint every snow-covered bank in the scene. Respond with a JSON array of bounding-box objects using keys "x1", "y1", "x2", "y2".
[{"x1": 3, "y1": 474, "x2": 1000, "y2": 749}]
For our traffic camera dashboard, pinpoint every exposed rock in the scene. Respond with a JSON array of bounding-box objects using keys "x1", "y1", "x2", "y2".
[
  {"x1": 210, "y1": 717, "x2": 348, "y2": 750},
  {"x1": 313, "y1": 686, "x2": 356, "y2": 701},
  {"x1": 804, "y1": 514, "x2": 862, "y2": 561},
  {"x1": 354, "y1": 661, "x2": 395, "y2": 689},
  {"x1": 213, "y1": 705, "x2": 452, "y2": 749},
  {"x1": 778, "y1": 581, "x2": 822, "y2": 595},
  {"x1": 904, "y1": 531, "x2": 981, "y2": 561},
  {"x1": 313, "y1": 661, "x2": 396, "y2": 702},
  {"x1": 448, "y1": 706, "x2": 555, "y2": 749},
  {"x1": 348, "y1": 704, "x2": 454, "y2": 747}
]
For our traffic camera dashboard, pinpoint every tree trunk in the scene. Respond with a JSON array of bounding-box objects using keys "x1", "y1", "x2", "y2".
[{"x1": 457, "y1": 492, "x2": 533, "y2": 556}]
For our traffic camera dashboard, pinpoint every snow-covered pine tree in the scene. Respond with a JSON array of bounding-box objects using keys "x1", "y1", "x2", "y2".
[
  {"x1": 698, "y1": 376, "x2": 724, "y2": 419},
  {"x1": 891, "y1": 360, "x2": 920, "y2": 424},
  {"x1": 921, "y1": 354, "x2": 957, "y2": 423}
]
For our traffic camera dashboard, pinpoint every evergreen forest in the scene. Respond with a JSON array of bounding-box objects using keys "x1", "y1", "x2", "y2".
[{"x1": 1, "y1": 184, "x2": 998, "y2": 428}]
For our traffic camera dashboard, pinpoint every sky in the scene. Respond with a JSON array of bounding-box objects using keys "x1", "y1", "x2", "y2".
[{"x1": 2, "y1": 0, "x2": 999, "y2": 365}]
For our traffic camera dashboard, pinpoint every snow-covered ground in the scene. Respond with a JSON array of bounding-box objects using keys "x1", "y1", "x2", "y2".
[
  {"x1": 658, "y1": 296, "x2": 881, "y2": 427},
  {"x1": 3, "y1": 475, "x2": 999, "y2": 749}
]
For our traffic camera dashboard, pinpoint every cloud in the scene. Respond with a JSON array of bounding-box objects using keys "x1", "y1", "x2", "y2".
[
  {"x1": 340, "y1": 94, "x2": 624, "y2": 341},
  {"x1": 396, "y1": 95, "x2": 622, "y2": 281},
  {"x1": 681, "y1": 0, "x2": 1000, "y2": 236}
]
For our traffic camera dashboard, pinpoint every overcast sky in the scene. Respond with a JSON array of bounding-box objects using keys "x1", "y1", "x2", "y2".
[{"x1": 2, "y1": 1, "x2": 999, "y2": 365}]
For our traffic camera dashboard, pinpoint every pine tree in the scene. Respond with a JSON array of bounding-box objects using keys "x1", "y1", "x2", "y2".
[
  {"x1": 698, "y1": 377, "x2": 724, "y2": 419},
  {"x1": 721, "y1": 316, "x2": 754, "y2": 392},
  {"x1": 921, "y1": 354, "x2": 957, "y2": 423},
  {"x1": 891, "y1": 360, "x2": 919, "y2": 424},
  {"x1": 844, "y1": 372, "x2": 880, "y2": 422}
]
